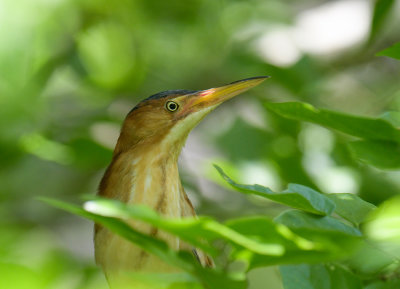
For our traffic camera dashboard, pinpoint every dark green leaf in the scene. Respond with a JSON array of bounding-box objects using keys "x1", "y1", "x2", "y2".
[
  {"x1": 68, "y1": 138, "x2": 112, "y2": 169},
  {"x1": 227, "y1": 217, "x2": 353, "y2": 269},
  {"x1": 377, "y1": 42, "x2": 400, "y2": 60},
  {"x1": 215, "y1": 118, "x2": 272, "y2": 161},
  {"x1": 274, "y1": 211, "x2": 361, "y2": 259},
  {"x1": 274, "y1": 211, "x2": 362, "y2": 260},
  {"x1": 83, "y1": 198, "x2": 285, "y2": 256},
  {"x1": 280, "y1": 264, "x2": 329, "y2": 289},
  {"x1": 326, "y1": 193, "x2": 376, "y2": 226},
  {"x1": 265, "y1": 102, "x2": 400, "y2": 142},
  {"x1": 348, "y1": 140, "x2": 400, "y2": 169},
  {"x1": 76, "y1": 197, "x2": 364, "y2": 271},
  {"x1": 214, "y1": 165, "x2": 335, "y2": 216},
  {"x1": 328, "y1": 264, "x2": 363, "y2": 289},
  {"x1": 274, "y1": 210, "x2": 362, "y2": 237},
  {"x1": 40, "y1": 198, "x2": 247, "y2": 289},
  {"x1": 369, "y1": 0, "x2": 395, "y2": 43},
  {"x1": 280, "y1": 264, "x2": 362, "y2": 289}
]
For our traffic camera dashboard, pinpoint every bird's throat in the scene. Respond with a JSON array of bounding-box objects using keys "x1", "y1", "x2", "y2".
[
  {"x1": 96, "y1": 143, "x2": 184, "y2": 273},
  {"x1": 129, "y1": 148, "x2": 182, "y2": 217},
  {"x1": 100, "y1": 142, "x2": 183, "y2": 216}
]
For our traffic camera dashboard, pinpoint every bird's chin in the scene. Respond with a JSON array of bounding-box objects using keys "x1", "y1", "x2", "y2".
[{"x1": 161, "y1": 104, "x2": 218, "y2": 149}]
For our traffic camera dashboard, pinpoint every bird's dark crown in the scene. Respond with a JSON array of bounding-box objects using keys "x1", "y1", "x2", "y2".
[
  {"x1": 146, "y1": 89, "x2": 198, "y2": 101},
  {"x1": 129, "y1": 89, "x2": 198, "y2": 114}
]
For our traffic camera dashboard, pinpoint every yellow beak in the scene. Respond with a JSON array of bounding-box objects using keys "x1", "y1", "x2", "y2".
[
  {"x1": 179, "y1": 76, "x2": 270, "y2": 117},
  {"x1": 198, "y1": 76, "x2": 269, "y2": 105}
]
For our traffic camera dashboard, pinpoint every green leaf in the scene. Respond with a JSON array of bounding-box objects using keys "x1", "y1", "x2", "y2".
[
  {"x1": 280, "y1": 264, "x2": 362, "y2": 289},
  {"x1": 264, "y1": 102, "x2": 400, "y2": 142},
  {"x1": 0, "y1": 263, "x2": 42, "y2": 289},
  {"x1": 326, "y1": 193, "x2": 376, "y2": 226},
  {"x1": 41, "y1": 198, "x2": 191, "y2": 268},
  {"x1": 369, "y1": 0, "x2": 396, "y2": 43},
  {"x1": 40, "y1": 198, "x2": 247, "y2": 289},
  {"x1": 214, "y1": 165, "x2": 335, "y2": 216},
  {"x1": 365, "y1": 280, "x2": 400, "y2": 289},
  {"x1": 226, "y1": 217, "x2": 353, "y2": 269},
  {"x1": 274, "y1": 210, "x2": 362, "y2": 258},
  {"x1": 83, "y1": 199, "x2": 284, "y2": 256},
  {"x1": 377, "y1": 42, "x2": 400, "y2": 60},
  {"x1": 365, "y1": 195, "x2": 400, "y2": 259},
  {"x1": 348, "y1": 140, "x2": 400, "y2": 169},
  {"x1": 118, "y1": 272, "x2": 204, "y2": 289},
  {"x1": 347, "y1": 240, "x2": 398, "y2": 275},
  {"x1": 327, "y1": 265, "x2": 363, "y2": 289},
  {"x1": 380, "y1": 111, "x2": 400, "y2": 128},
  {"x1": 42, "y1": 198, "x2": 358, "y2": 275},
  {"x1": 274, "y1": 210, "x2": 362, "y2": 237},
  {"x1": 57, "y1": 196, "x2": 364, "y2": 273},
  {"x1": 280, "y1": 264, "x2": 330, "y2": 289}
]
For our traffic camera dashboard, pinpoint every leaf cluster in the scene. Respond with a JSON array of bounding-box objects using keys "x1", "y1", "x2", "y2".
[{"x1": 44, "y1": 158, "x2": 399, "y2": 289}]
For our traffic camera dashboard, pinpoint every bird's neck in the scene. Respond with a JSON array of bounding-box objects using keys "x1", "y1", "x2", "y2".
[
  {"x1": 96, "y1": 144, "x2": 185, "y2": 273},
  {"x1": 99, "y1": 143, "x2": 183, "y2": 217}
]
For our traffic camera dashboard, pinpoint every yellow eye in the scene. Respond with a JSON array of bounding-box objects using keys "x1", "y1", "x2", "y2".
[{"x1": 165, "y1": 101, "x2": 179, "y2": 112}]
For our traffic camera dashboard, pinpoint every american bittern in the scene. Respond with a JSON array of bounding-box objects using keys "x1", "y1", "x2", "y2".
[{"x1": 95, "y1": 76, "x2": 268, "y2": 285}]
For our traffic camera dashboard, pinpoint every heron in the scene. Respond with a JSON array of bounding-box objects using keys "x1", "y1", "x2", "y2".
[{"x1": 94, "y1": 76, "x2": 269, "y2": 286}]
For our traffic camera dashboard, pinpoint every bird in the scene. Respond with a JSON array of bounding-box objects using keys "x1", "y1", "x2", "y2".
[{"x1": 94, "y1": 76, "x2": 268, "y2": 286}]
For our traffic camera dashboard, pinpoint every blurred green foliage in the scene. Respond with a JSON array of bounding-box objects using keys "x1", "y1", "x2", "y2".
[
  {"x1": 1, "y1": 0, "x2": 400, "y2": 288},
  {"x1": 44, "y1": 162, "x2": 395, "y2": 288}
]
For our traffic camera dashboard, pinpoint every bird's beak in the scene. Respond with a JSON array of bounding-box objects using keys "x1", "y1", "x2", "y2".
[{"x1": 179, "y1": 76, "x2": 270, "y2": 116}]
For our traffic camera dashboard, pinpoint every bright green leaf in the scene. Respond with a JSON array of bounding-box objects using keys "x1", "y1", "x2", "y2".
[
  {"x1": 380, "y1": 111, "x2": 400, "y2": 128},
  {"x1": 326, "y1": 193, "x2": 376, "y2": 226},
  {"x1": 365, "y1": 195, "x2": 400, "y2": 259},
  {"x1": 265, "y1": 102, "x2": 400, "y2": 142},
  {"x1": 83, "y1": 199, "x2": 285, "y2": 256},
  {"x1": 19, "y1": 133, "x2": 75, "y2": 165},
  {"x1": 377, "y1": 42, "x2": 400, "y2": 60},
  {"x1": 85, "y1": 198, "x2": 351, "y2": 271},
  {"x1": 41, "y1": 198, "x2": 191, "y2": 268},
  {"x1": 348, "y1": 140, "x2": 400, "y2": 169},
  {"x1": 40, "y1": 198, "x2": 247, "y2": 289},
  {"x1": 214, "y1": 165, "x2": 335, "y2": 216},
  {"x1": 0, "y1": 263, "x2": 42, "y2": 289}
]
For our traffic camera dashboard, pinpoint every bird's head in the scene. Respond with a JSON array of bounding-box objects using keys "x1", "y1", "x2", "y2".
[{"x1": 114, "y1": 76, "x2": 269, "y2": 156}]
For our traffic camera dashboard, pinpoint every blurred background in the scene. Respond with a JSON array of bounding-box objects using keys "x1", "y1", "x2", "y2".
[{"x1": 1, "y1": 0, "x2": 400, "y2": 288}]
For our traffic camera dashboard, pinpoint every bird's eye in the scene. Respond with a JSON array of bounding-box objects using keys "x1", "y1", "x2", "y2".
[{"x1": 165, "y1": 101, "x2": 179, "y2": 112}]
